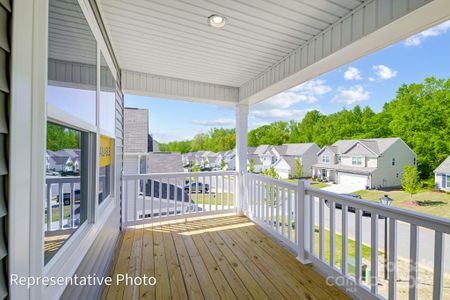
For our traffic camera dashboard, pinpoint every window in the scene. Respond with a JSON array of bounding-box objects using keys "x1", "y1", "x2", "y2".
[
  {"x1": 413, "y1": 157, "x2": 416, "y2": 165},
  {"x1": 45, "y1": 0, "x2": 97, "y2": 264},
  {"x1": 45, "y1": 123, "x2": 92, "y2": 264},
  {"x1": 322, "y1": 155, "x2": 330, "y2": 163},
  {"x1": 392, "y1": 158, "x2": 396, "y2": 166},
  {"x1": 446, "y1": 175, "x2": 450, "y2": 188},
  {"x1": 352, "y1": 157, "x2": 363, "y2": 166}
]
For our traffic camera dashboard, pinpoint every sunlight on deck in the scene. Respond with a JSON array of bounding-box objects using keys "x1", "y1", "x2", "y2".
[{"x1": 102, "y1": 215, "x2": 351, "y2": 299}]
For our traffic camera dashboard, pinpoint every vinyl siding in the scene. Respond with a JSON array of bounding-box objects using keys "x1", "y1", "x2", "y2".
[{"x1": 0, "y1": 1, "x2": 10, "y2": 298}]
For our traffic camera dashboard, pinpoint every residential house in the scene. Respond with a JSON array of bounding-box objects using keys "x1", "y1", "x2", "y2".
[
  {"x1": 10, "y1": 1, "x2": 449, "y2": 299},
  {"x1": 434, "y1": 155, "x2": 450, "y2": 191},
  {"x1": 202, "y1": 151, "x2": 219, "y2": 168},
  {"x1": 223, "y1": 149, "x2": 236, "y2": 170},
  {"x1": 146, "y1": 152, "x2": 183, "y2": 173},
  {"x1": 247, "y1": 154, "x2": 264, "y2": 172},
  {"x1": 272, "y1": 143, "x2": 320, "y2": 178},
  {"x1": 313, "y1": 138, "x2": 416, "y2": 189}
]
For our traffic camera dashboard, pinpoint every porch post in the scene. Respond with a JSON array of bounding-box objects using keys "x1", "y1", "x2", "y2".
[
  {"x1": 235, "y1": 103, "x2": 249, "y2": 215},
  {"x1": 297, "y1": 180, "x2": 312, "y2": 264}
]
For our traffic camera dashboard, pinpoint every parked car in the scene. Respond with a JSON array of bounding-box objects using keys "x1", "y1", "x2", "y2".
[
  {"x1": 324, "y1": 194, "x2": 373, "y2": 217},
  {"x1": 57, "y1": 190, "x2": 81, "y2": 205},
  {"x1": 212, "y1": 167, "x2": 222, "y2": 171},
  {"x1": 184, "y1": 182, "x2": 209, "y2": 193}
]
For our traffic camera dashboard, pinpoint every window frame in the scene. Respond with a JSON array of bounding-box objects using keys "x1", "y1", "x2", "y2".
[
  {"x1": 352, "y1": 156, "x2": 363, "y2": 166},
  {"x1": 322, "y1": 155, "x2": 330, "y2": 163}
]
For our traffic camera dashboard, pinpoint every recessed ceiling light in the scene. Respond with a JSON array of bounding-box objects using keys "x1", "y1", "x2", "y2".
[{"x1": 208, "y1": 14, "x2": 227, "y2": 28}]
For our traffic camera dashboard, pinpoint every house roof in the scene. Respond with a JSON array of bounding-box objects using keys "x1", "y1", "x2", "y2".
[
  {"x1": 254, "y1": 145, "x2": 270, "y2": 155},
  {"x1": 273, "y1": 143, "x2": 317, "y2": 156},
  {"x1": 321, "y1": 138, "x2": 402, "y2": 156},
  {"x1": 51, "y1": 156, "x2": 70, "y2": 165},
  {"x1": 248, "y1": 154, "x2": 263, "y2": 165},
  {"x1": 435, "y1": 156, "x2": 450, "y2": 173}
]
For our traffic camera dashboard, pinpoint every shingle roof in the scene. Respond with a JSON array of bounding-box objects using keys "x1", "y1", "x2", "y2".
[
  {"x1": 334, "y1": 138, "x2": 401, "y2": 155},
  {"x1": 435, "y1": 156, "x2": 450, "y2": 173},
  {"x1": 274, "y1": 143, "x2": 317, "y2": 156},
  {"x1": 248, "y1": 154, "x2": 263, "y2": 165},
  {"x1": 254, "y1": 145, "x2": 270, "y2": 155}
]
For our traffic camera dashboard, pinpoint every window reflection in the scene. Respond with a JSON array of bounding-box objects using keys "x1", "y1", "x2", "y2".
[
  {"x1": 45, "y1": 0, "x2": 97, "y2": 264},
  {"x1": 100, "y1": 53, "x2": 116, "y2": 134}
]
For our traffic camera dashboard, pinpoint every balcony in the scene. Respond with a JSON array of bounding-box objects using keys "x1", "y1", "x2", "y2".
[
  {"x1": 105, "y1": 171, "x2": 450, "y2": 299},
  {"x1": 102, "y1": 215, "x2": 349, "y2": 299}
]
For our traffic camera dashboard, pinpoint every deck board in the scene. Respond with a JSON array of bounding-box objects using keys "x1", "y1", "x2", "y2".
[{"x1": 103, "y1": 215, "x2": 351, "y2": 300}]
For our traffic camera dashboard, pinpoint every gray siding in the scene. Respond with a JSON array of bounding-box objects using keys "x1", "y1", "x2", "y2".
[
  {"x1": 0, "y1": 0, "x2": 10, "y2": 298},
  {"x1": 61, "y1": 1, "x2": 124, "y2": 298}
]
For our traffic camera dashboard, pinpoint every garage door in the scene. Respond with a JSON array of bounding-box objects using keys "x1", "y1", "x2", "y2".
[{"x1": 337, "y1": 173, "x2": 368, "y2": 188}]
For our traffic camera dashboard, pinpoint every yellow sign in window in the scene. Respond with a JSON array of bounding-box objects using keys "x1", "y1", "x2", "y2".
[{"x1": 100, "y1": 135, "x2": 111, "y2": 167}]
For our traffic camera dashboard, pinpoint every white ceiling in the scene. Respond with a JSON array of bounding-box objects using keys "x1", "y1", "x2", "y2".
[{"x1": 99, "y1": 0, "x2": 363, "y2": 87}]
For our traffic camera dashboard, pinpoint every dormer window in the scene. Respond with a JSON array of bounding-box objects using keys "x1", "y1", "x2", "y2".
[
  {"x1": 322, "y1": 155, "x2": 330, "y2": 163},
  {"x1": 352, "y1": 157, "x2": 363, "y2": 166},
  {"x1": 392, "y1": 158, "x2": 396, "y2": 166}
]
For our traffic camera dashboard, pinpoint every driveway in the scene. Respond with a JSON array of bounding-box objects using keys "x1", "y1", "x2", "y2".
[{"x1": 321, "y1": 183, "x2": 363, "y2": 194}]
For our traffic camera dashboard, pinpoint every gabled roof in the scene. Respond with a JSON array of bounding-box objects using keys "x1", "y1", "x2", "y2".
[
  {"x1": 273, "y1": 143, "x2": 318, "y2": 156},
  {"x1": 248, "y1": 154, "x2": 263, "y2": 165},
  {"x1": 340, "y1": 138, "x2": 401, "y2": 156},
  {"x1": 435, "y1": 156, "x2": 450, "y2": 173},
  {"x1": 247, "y1": 147, "x2": 257, "y2": 155},
  {"x1": 255, "y1": 145, "x2": 270, "y2": 155},
  {"x1": 52, "y1": 156, "x2": 71, "y2": 165}
]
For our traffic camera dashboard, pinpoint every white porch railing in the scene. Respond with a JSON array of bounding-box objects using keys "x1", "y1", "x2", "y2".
[
  {"x1": 45, "y1": 176, "x2": 80, "y2": 231},
  {"x1": 121, "y1": 171, "x2": 449, "y2": 299},
  {"x1": 247, "y1": 173, "x2": 450, "y2": 300},
  {"x1": 122, "y1": 171, "x2": 238, "y2": 226}
]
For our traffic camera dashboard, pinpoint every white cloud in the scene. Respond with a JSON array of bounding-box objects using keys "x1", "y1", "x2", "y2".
[
  {"x1": 251, "y1": 108, "x2": 314, "y2": 121},
  {"x1": 373, "y1": 65, "x2": 398, "y2": 80},
  {"x1": 344, "y1": 67, "x2": 362, "y2": 80},
  {"x1": 404, "y1": 20, "x2": 450, "y2": 46},
  {"x1": 289, "y1": 79, "x2": 332, "y2": 95},
  {"x1": 368, "y1": 77, "x2": 375, "y2": 82},
  {"x1": 191, "y1": 118, "x2": 235, "y2": 126},
  {"x1": 150, "y1": 129, "x2": 194, "y2": 143},
  {"x1": 249, "y1": 79, "x2": 330, "y2": 122},
  {"x1": 332, "y1": 85, "x2": 370, "y2": 105}
]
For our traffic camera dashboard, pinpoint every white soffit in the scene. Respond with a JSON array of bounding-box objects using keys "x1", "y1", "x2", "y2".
[{"x1": 98, "y1": 0, "x2": 363, "y2": 87}]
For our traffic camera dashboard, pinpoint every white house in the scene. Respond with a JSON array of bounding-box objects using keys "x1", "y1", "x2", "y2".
[
  {"x1": 312, "y1": 138, "x2": 416, "y2": 189},
  {"x1": 272, "y1": 143, "x2": 320, "y2": 178},
  {"x1": 434, "y1": 155, "x2": 450, "y2": 191}
]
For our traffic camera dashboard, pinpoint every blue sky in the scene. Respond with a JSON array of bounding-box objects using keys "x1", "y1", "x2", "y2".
[{"x1": 125, "y1": 20, "x2": 450, "y2": 143}]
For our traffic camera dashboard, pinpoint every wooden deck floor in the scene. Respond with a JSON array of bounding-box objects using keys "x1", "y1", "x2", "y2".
[{"x1": 102, "y1": 215, "x2": 350, "y2": 300}]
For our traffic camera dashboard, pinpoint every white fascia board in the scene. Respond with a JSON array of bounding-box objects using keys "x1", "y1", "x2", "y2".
[
  {"x1": 239, "y1": 0, "x2": 450, "y2": 104},
  {"x1": 122, "y1": 69, "x2": 239, "y2": 106}
]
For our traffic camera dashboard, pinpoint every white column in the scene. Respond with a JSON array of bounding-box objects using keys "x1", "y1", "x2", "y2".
[{"x1": 235, "y1": 103, "x2": 249, "y2": 215}]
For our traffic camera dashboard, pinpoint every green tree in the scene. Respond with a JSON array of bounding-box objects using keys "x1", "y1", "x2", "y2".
[
  {"x1": 401, "y1": 165, "x2": 422, "y2": 200},
  {"x1": 249, "y1": 158, "x2": 255, "y2": 173},
  {"x1": 263, "y1": 166, "x2": 279, "y2": 179},
  {"x1": 294, "y1": 158, "x2": 303, "y2": 178},
  {"x1": 47, "y1": 123, "x2": 80, "y2": 151},
  {"x1": 191, "y1": 165, "x2": 200, "y2": 172},
  {"x1": 220, "y1": 159, "x2": 225, "y2": 169}
]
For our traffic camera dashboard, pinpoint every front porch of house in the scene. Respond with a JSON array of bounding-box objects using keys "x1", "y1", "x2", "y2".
[{"x1": 102, "y1": 215, "x2": 350, "y2": 300}]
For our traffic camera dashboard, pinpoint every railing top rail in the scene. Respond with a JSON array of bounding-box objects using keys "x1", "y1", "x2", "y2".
[
  {"x1": 247, "y1": 173, "x2": 298, "y2": 189},
  {"x1": 123, "y1": 170, "x2": 238, "y2": 180},
  {"x1": 46, "y1": 176, "x2": 80, "y2": 184},
  {"x1": 307, "y1": 187, "x2": 450, "y2": 234}
]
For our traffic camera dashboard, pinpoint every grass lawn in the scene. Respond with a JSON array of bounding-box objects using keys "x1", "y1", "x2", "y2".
[
  {"x1": 45, "y1": 205, "x2": 72, "y2": 223},
  {"x1": 190, "y1": 192, "x2": 234, "y2": 207},
  {"x1": 281, "y1": 178, "x2": 330, "y2": 189},
  {"x1": 353, "y1": 189, "x2": 450, "y2": 219}
]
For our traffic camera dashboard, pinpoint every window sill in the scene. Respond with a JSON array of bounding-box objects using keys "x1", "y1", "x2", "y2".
[{"x1": 42, "y1": 198, "x2": 117, "y2": 299}]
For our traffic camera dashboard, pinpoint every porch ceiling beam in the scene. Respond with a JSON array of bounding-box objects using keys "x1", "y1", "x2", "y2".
[
  {"x1": 239, "y1": 0, "x2": 450, "y2": 105},
  {"x1": 121, "y1": 69, "x2": 239, "y2": 106}
]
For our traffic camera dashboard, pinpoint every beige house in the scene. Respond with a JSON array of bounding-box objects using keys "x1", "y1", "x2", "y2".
[{"x1": 313, "y1": 138, "x2": 416, "y2": 189}]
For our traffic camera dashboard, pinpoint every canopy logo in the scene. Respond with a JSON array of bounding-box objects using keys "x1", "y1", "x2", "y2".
[{"x1": 100, "y1": 136, "x2": 111, "y2": 167}]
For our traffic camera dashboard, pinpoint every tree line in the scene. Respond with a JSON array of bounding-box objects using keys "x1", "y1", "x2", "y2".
[{"x1": 159, "y1": 77, "x2": 450, "y2": 178}]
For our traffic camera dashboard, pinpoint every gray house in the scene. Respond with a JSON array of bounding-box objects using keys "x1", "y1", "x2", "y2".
[
  {"x1": 313, "y1": 138, "x2": 416, "y2": 189},
  {"x1": 434, "y1": 155, "x2": 450, "y2": 191}
]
